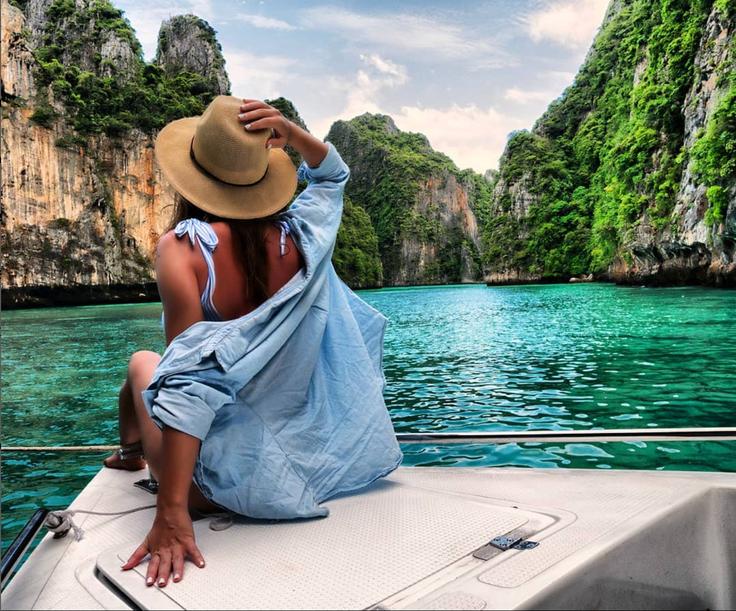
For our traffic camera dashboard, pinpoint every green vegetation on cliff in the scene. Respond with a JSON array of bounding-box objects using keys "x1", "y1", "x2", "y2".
[
  {"x1": 691, "y1": 52, "x2": 736, "y2": 226},
  {"x1": 486, "y1": 0, "x2": 735, "y2": 279},
  {"x1": 327, "y1": 114, "x2": 484, "y2": 285},
  {"x1": 333, "y1": 197, "x2": 383, "y2": 288},
  {"x1": 31, "y1": 0, "x2": 222, "y2": 136}
]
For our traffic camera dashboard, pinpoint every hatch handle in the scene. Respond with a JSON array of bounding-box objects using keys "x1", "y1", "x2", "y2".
[{"x1": 473, "y1": 532, "x2": 539, "y2": 560}]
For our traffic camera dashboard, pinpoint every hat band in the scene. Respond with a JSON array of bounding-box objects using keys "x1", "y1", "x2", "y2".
[{"x1": 189, "y1": 138, "x2": 269, "y2": 187}]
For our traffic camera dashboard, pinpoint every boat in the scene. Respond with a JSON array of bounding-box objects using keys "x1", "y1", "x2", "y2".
[{"x1": 2, "y1": 428, "x2": 735, "y2": 610}]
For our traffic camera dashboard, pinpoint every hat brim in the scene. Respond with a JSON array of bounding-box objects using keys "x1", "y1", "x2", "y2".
[{"x1": 155, "y1": 117, "x2": 298, "y2": 220}]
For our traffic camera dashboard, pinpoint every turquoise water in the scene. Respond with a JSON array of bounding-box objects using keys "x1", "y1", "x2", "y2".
[{"x1": 2, "y1": 283, "x2": 736, "y2": 556}]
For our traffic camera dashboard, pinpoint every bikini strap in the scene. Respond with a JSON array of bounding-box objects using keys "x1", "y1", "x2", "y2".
[
  {"x1": 275, "y1": 219, "x2": 290, "y2": 256},
  {"x1": 174, "y1": 218, "x2": 221, "y2": 320}
]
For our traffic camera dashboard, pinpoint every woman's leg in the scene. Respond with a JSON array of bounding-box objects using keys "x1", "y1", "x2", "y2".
[
  {"x1": 117, "y1": 379, "x2": 141, "y2": 446},
  {"x1": 103, "y1": 351, "x2": 161, "y2": 470},
  {"x1": 108, "y1": 350, "x2": 221, "y2": 514},
  {"x1": 125, "y1": 350, "x2": 164, "y2": 474}
]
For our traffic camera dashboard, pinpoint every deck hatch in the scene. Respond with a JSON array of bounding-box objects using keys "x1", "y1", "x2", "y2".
[{"x1": 96, "y1": 481, "x2": 528, "y2": 610}]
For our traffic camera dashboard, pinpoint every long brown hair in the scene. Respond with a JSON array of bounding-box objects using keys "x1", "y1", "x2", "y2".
[{"x1": 168, "y1": 193, "x2": 282, "y2": 306}]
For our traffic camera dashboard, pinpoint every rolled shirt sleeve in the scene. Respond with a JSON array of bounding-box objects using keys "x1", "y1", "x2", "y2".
[
  {"x1": 283, "y1": 142, "x2": 350, "y2": 268},
  {"x1": 142, "y1": 366, "x2": 235, "y2": 441}
]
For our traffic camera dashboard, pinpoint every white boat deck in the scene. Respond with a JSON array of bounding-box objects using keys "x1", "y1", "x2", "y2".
[{"x1": 3, "y1": 466, "x2": 735, "y2": 610}]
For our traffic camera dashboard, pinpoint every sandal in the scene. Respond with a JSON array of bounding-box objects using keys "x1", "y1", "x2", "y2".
[{"x1": 103, "y1": 441, "x2": 147, "y2": 471}]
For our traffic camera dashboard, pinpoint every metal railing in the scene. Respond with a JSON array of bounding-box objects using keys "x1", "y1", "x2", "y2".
[
  {"x1": 1, "y1": 509, "x2": 48, "y2": 590},
  {"x1": 396, "y1": 426, "x2": 736, "y2": 444},
  {"x1": 2, "y1": 427, "x2": 736, "y2": 453}
]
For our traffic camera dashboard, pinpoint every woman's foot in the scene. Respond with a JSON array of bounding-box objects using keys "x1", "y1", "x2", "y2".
[
  {"x1": 103, "y1": 442, "x2": 147, "y2": 471},
  {"x1": 104, "y1": 453, "x2": 147, "y2": 470}
]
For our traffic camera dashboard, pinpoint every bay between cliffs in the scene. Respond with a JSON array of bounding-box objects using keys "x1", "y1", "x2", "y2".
[{"x1": 2, "y1": 283, "x2": 736, "y2": 556}]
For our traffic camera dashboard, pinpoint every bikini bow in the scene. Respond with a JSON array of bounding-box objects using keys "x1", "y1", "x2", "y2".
[{"x1": 174, "y1": 218, "x2": 219, "y2": 252}]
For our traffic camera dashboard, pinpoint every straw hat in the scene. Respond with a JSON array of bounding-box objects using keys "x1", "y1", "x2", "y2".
[{"x1": 155, "y1": 95, "x2": 297, "y2": 219}]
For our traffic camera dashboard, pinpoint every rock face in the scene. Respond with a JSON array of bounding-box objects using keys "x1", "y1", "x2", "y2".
[
  {"x1": 156, "y1": 15, "x2": 230, "y2": 95},
  {"x1": 327, "y1": 114, "x2": 483, "y2": 286},
  {"x1": 0, "y1": 0, "x2": 222, "y2": 306},
  {"x1": 1, "y1": 0, "x2": 35, "y2": 99},
  {"x1": 485, "y1": 0, "x2": 735, "y2": 286},
  {"x1": 624, "y1": 5, "x2": 735, "y2": 286},
  {"x1": 25, "y1": 0, "x2": 140, "y2": 79}
]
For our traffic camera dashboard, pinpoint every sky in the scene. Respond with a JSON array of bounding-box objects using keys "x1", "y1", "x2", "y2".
[{"x1": 115, "y1": 0, "x2": 610, "y2": 173}]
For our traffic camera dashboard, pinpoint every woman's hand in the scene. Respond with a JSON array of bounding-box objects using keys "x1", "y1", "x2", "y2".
[
  {"x1": 239, "y1": 98, "x2": 328, "y2": 168},
  {"x1": 238, "y1": 99, "x2": 292, "y2": 148},
  {"x1": 122, "y1": 506, "x2": 205, "y2": 587}
]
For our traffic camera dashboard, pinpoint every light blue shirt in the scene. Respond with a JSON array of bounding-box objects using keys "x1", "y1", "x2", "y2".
[{"x1": 142, "y1": 143, "x2": 403, "y2": 519}]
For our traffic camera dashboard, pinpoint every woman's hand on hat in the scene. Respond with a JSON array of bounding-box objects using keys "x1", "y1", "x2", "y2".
[
  {"x1": 240, "y1": 97, "x2": 328, "y2": 168},
  {"x1": 239, "y1": 99, "x2": 291, "y2": 148}
]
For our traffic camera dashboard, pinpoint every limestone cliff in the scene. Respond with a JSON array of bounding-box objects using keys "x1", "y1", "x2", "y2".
[
  {"x1": 327, "y1": 114, "x2": 483, "y2": 286},
  {"x1": 484, "y1": 0, "x2": 735, "y2": 286},
  {"x1": 156, "y1": 15, "x2": 230, "y2": 95},
  {"x1": 1, "y1": 0, "x2": 386, "y2": 304},
  {"x1": 0, "y1": 0, "x2": 226, "y2": 306},
  {"x1": 615, "y1": 3, "x2": 735, "y2": 285}
]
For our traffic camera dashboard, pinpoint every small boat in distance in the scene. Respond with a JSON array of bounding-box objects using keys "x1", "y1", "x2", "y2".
[{"x1": 2, "y1": 428, "x2": 735, "y2": 610}]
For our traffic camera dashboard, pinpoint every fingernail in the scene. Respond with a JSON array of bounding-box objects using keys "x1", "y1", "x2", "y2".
[
  {"x1": 267, "y1": 143, "x2": 272, "y2": 149},
  {"x1": 238, "y1": 113, "x2": 245, "y2": 119},
  {"x1": 146, "y1": 577, "x2": 154, "y2": 585},
  {"x1": 198, "y1": 560, "x2": 205, "y2": 567},
  {"x1": 244, "y1": 124, "x2": 251, "y2": 130},
  {"x1": 174, "y1": 573, "x2": 181, "y2": 581},
  {"x1": 158, "y1": 578, "x2": 166, "y2": 587}
]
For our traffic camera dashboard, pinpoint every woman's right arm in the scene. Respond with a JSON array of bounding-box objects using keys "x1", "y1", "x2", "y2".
[{"x1": 238, "y1": 99, "x2": 350, "y2": 263}]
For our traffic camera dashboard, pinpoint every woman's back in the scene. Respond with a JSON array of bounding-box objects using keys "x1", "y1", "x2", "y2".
[
  {"x1": 196, "y1": 220, "x2": 303, "y2": 321},
  {"x1": 158, "y1": 217, "x2": 304, "y2": 338}
]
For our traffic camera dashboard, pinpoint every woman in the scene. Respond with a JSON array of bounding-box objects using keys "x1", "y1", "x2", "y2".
[{"x1": 105, "y1": 96, "x2": 402, "y2": 588}]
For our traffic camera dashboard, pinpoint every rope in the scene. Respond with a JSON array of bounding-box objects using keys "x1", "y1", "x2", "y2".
[
  {"x1": 44, "y1": 505, "x2": 235, "y2": 540},
  {"x1": 44, "y1": 505, "x2": 156, "y2": 541},
  {"x1": 2, "y1": 446, "x2": 117, "y2": 452}
]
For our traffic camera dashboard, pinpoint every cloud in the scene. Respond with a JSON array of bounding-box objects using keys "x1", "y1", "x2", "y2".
[
  {"x1": 301, "y1": 6, "x2": 508, "y2": 67},
  {"x1": 525, "y1": 0, "x2": 609, "y2": 49},
  {"x1": 360, "y1": 54, "x2": 408, "y2": 83},
  {"x1": 235, "y1": 13, "x2": 297, "y2": 31},
  {"x1": 311, "y1": 55, "x2": 530, "y2": 172},
  {"x1": 546, "y1": 70, "x2": 578, "y2": 84},
  {"x1": 310, "y1": 54, "x2": 408, "y2": 136},
  {"x1": 392, "y1": 104, "x2": 531, "y2": 172},
  {"x1": 224, "y1": 51, "x2": 297, "y2": 100},
  {"x1": 503, "y1": 87, "x2": 560, "y2": 104}
]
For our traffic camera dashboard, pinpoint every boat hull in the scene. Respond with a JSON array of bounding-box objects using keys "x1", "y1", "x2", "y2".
[{"x1": 3, "y1": 466, "x2": 735, "y2": 610}]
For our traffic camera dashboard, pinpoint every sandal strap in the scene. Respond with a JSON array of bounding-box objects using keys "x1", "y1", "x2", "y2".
[{"x1": 117, "y1": 441, "x2": 144, "y2": 461}]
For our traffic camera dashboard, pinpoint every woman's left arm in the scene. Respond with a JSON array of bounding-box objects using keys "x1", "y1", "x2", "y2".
[
  {"x1": 121, "y1": 232, "x2": 206, "y2": 585},
  {"x1": 122, "y1": 428, "x2": 205, "y2": 586}
]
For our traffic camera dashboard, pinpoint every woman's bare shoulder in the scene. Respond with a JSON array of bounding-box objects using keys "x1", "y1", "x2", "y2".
[
  {"x1": 157, "y1": 229, "x2": 194, "y2": 257},
  {"x1": 207, "y1": 221, "x2": 233, "y2": 242}
]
